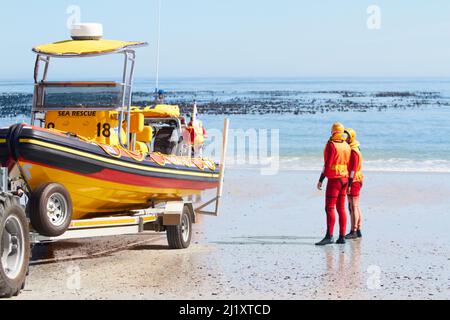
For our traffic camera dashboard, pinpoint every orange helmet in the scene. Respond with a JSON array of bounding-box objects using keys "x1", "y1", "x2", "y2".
[
  {"x1": 331, "y1": 122, "x2": 345, "y2": 135},
  {"x1": 345, "y1": 128, "x2": 356, "y2": 143}
]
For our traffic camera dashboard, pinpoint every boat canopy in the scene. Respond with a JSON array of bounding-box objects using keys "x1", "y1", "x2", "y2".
[{"x1": 32, "y1": 39, "x2": 147, "y2": 57}]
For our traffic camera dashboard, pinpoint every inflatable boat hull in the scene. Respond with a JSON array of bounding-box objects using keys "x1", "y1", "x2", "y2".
[{"x1": 2, "y1": 124, "x2": 220, "y2": 219}]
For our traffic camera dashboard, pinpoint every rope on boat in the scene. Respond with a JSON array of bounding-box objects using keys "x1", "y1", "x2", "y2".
[
  {"x1": 122, "y1": 148, "x2": 146, "y2": 162},
  {"x1": 97, "y1": 144, "x2": 122, "y2": 158},
  {"x1": 96, "y1": 141, "x2": 218, "y2": 171}
]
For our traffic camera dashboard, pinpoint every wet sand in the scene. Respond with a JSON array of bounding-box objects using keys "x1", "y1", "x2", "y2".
[{"x1": 15, "y1": 169, "x2": 450, "y2": 299}]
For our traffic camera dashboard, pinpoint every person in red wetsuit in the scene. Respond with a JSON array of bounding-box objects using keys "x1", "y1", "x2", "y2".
[
  {"x1": 186, "y1": 115, "x2": 208, "y2": 157},
  {"x1": 316, "y1": 122, "x2": 351, "y2": 245},
  {"x1": 344, "y1": 128, "x2": 364, "y2": 239}
]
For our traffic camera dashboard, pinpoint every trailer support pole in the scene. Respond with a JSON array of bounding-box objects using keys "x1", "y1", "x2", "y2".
[{"x1": 195, "y1": 118, "x2": 229, "y2": 216}]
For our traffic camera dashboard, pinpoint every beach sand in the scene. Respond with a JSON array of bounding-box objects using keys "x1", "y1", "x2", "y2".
[{"x1": 15, "y1": 169, "x2": 450, "y2": 299}]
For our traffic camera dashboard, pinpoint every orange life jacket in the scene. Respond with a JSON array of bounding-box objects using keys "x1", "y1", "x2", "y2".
[
  {"x1": 324, "y1": 140, "x2": 351, "y2": 179},
  {"x1": 351, "y1": 147, "x2": 364, "y2": 183}
]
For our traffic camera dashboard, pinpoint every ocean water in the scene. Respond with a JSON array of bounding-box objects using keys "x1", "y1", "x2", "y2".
[
  {"x1": 1, "y1": 77, "x2": 450, "y2": 173},
  {"x1": 203, "y1": 108, "x2": 450, "y2": 173}
]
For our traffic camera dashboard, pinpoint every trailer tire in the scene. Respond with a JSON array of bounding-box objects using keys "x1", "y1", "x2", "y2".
[
  {"x1": 0, "y1": 194, "x2": 30, "y2": 298},
  {"x1": 166, "y1": 205, "x2": 192, "y2": 249},
  {"x1": 29, "y1": 183, "x2": 72, "y2": 237}
]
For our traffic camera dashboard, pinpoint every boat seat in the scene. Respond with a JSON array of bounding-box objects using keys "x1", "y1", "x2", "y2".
[
  {"x1": 137, "y1": 125, "x2": 152, "y2": 143},
  {"x1": 119, "y1": 114, "x2": 146, "y2": 146},
  {"x1": 129, "y1": 113, "x2": 144, "y2": 133},
  {"x1": 136, "y1": 125, "x2": 152, "y2": 153},
  {"x1": 153, "y1": 127, "x2": 179, "y2": 155},
  {"x1": 135, "y1": 141, "x2": 149, "y2": 153}
]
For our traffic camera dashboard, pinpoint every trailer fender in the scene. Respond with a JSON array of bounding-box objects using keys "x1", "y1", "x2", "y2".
[
  {"x1": 162, "y1": 201, "x2": 195, "y2": 226},
  {"x1": 162, "y1": 201, "x2": 184, "y2": 226}
]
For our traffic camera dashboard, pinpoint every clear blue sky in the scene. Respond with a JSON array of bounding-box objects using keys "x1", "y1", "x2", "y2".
[{"x1": 1, "y1": 0, "x2": 450, "y2": 79}]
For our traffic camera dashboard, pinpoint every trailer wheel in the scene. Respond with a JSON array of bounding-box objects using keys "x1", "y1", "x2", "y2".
[
  {"x1": 29, "y1": 183, "x2": 72, "y2": 237},
  {"x1": 166, "y1": 205, "x2": 192, "y2": 249},
  {"x1": 0, "y1": 194, "x2": 30, "y2": 298}
]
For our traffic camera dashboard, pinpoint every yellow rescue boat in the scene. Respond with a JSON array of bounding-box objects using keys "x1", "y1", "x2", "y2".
[{"x1": 0, "y1": 27, "x2": 225, "y2": 237}]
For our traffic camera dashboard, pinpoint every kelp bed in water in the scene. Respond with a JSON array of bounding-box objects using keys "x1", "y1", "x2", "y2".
[{"x1": 0, "y1": 90, "x2": 447, "y2": 117}]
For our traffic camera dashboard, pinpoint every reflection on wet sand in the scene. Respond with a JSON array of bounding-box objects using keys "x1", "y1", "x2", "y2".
[
  {"x1": 319, "y1": 239, "x2": 363, "y2": 298},
  {"x1": 135, "y1": 250, "x2": 209, "y2": 291},
  {"x1": 211, "y1": 235, "x2": 317, "y2": 246}
]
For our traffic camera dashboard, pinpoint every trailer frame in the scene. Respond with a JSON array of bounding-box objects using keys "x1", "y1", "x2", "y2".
[{"x1": 29, "y1": 202, "x2": 191, "y2": 244}]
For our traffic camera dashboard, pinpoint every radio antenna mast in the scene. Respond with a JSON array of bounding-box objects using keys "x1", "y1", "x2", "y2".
[{"x1": 155, "y1": 0, "x2": 162, "y2": 95}]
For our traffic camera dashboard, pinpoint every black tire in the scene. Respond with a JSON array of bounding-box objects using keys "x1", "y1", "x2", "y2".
[
  {"x1": 166, "y1": 205, "x2": 192, "y2": 249},
  {"x1": 29, "y1": 183, "x2": 72, "y2": 237},
  {"x1": 0, "y1": 194, "x2": 30, "y2": 298}
]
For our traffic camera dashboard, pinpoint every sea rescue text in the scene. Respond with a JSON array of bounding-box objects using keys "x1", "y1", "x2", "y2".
[{"x1": 58, "y1": 111, "x2": 97, "y2": 116}]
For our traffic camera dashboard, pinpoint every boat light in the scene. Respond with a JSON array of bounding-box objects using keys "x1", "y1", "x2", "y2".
[{"x1": 70, "y1": 23, "x2": 103, "y2": 40}]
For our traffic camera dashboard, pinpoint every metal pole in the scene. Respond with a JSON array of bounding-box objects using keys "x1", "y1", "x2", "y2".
[
  {"x1": 126, "y1": 51, "x2": 136, "y2": 150},
  {"x1": 0, "y1": 168, "x2": 8, "y2": 192},
  {"x1": 33, "y1": 55, "x2": 40, "y2": 83},
  {"x1": 155, "y1": 0, "x2": 161, "y2": 93},
  {"x1": 42, "y1": 56, "x2": 50, "y2": 81},
  {"x1": 31, "y1": 55, "x2": 51, "y2": 126},
  {"x1": 119, "y1": 52, "x2": 129, "y2": 147},
  {"x1": 217, "y1": 118, "x2": 229, "y2": 199},
  {"x1": 31, "y1": 55, "x2": 40, "y2": 125},
  {"x1": 194, "y1": 118, "x2": 229, "y2": 216}
]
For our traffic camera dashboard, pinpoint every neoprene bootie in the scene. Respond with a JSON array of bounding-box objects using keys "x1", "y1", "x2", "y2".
[
  {"x1": 336, "y1": 236, "x2": 346, "y2": 244},
  {"x1": 315, "y1": 235, "x2": 334, "y2": 246},
  {"x1": 345, "y1": 231, "x2": 358, "y2": 239},
  {"x1": 356, "y1": 229, "x2": 362, "y2": 238}
]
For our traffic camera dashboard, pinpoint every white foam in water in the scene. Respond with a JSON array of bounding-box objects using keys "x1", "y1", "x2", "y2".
[
  {"x1": 363, "y1": 158, "x2": 450, "y2": 173},
  {"x1": 275, "y1": 157, "x2": 450, "y2": 173},
  {"x1": 211, "y1": 156, "x2": 450, "y2": 174}
]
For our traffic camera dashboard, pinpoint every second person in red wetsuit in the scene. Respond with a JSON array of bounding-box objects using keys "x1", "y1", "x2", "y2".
[
  {"x1": 316, "y1": 122, "x2": 351, "y2": 245},
  {"x1": 345, "y1": 128, "x2": 364, "y2": 239}
]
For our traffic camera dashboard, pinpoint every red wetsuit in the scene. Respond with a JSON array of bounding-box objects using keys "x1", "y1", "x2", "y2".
[
  {"x1": 320, "y1": 140, "x2": 351, "y2": 237},
  {"x1": 348, "y1": 148, "x2": 363, "y2": 197}
]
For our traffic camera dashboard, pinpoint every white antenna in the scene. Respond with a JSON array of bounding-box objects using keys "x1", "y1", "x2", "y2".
[{"x1": 155, "y1": 0, "x2": 162, "y2": 94}]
